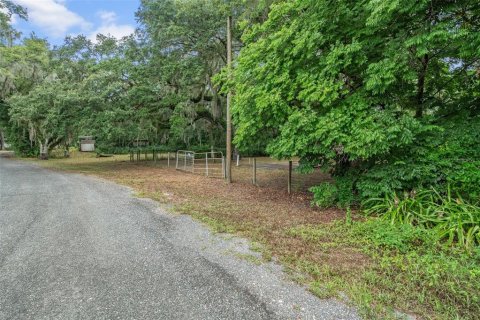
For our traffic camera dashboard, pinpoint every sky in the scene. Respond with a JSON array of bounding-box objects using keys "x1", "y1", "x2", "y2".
[{"x1": 11, "y1": 0, "x2": 140, "y2": 45}]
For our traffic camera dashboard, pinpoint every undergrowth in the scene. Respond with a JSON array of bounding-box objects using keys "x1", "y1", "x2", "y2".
[
  {"x1": 364, "y1": 187, "x2": 480, "y2": 250},
  {"x1": 30, "y1": 156, "x2": 480, "y2": 319},
  {"x1": 287, "y1": 220, "x2": 480, "y2": 319}
]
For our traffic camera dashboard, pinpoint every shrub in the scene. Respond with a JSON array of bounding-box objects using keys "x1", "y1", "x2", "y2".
[
  {"x1": 309, "y1": 176, "x2": 356, "y2": 209},
  {"x1": 364, "y1": 188, "x2": 480, "y2": 249},
  {"x1": 309, "y1": 182, "x2": 338, "y2": 208},
  {"x1": 354, "y1": 114, "x2": 480, "y2": 203},
  {"x1": 336, "y1": 176, "x2": 355, "y2": 208}
]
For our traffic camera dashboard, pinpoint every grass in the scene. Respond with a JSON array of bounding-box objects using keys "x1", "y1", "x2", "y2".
[
  {"x1": 365, "y1": 189, "x2": 480, "y2": 250},
  {"x1": 284, "y1": 221, "x2": 480, "y2": 319},
  {"x1": 22, "y1": 151, "x2": 480, "y2": 320}
]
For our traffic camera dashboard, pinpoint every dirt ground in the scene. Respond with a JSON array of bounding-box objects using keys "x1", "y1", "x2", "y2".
[
  {"x1": 22, "y1": 152, "x2": 384, "y2": 317},
  {"x1": 23, "y1": 151, "x2": 479, "y2": 319},
  {"x1": 34, "y1": 152, "x2": 369, "y2": 280}
]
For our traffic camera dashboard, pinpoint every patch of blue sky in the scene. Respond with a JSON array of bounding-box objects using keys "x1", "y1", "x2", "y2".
[{"x1": 11, "y1": 0, "x2": 140, "y2": 45}]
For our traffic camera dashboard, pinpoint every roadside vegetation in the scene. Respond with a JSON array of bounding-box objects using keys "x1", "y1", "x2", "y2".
[
  {"x1": 2, "y1": 0, "x2": 479, "y2": 319},
  {"x1": 30, "y1": 152, "x2": 480, "y2": 320}
]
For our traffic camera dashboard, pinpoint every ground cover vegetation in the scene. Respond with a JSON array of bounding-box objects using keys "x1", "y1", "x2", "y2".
[
  {"x1": 2, "y1": 0, "x2": 479, "y2": 318},
  {"x1": 31, "y1": 153, "x2": 480, "y2": 320}
]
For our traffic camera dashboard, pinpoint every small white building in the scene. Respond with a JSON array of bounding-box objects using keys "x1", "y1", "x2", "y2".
[{"x1": 79, "y1": 136, "x2": 95, "y2": 152}]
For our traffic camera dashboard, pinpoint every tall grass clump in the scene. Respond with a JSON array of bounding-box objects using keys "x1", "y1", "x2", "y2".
[{"x1": 364, "y1": 187, "x2": 480, "y2": 249}]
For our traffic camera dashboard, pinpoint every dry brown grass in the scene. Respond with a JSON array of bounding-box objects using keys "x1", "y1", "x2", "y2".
[
  {"x1": 23, "y1": 152, "x2": 381, "y2": 316},
  {"x1": 23, "y1": 152, "x2": 478, "y2": 320},
  {"x1": 31, "y1": 152, "x2": 369, "y2": 281}
]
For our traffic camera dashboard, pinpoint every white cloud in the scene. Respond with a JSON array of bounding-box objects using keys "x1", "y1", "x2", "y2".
[
  {"x1": 88, "y1": 11, "x2": 134, "y2": 42},
  {"x1": 13, "y1": 0, "x2": 91, "y2": 38},
  {"x1": 98, "y1": 10, "x2": 116, "y2": 24},
  {"x1": 0, "y1": 7, "x2": 17, "y2": 24}
]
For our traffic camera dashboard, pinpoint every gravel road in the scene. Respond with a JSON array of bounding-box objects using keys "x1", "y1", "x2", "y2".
[{"x1": 0, "y1": 157, "x2": 359, "y2": 320}]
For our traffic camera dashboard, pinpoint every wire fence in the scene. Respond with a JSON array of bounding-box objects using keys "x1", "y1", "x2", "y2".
[
  {"x1": 232, "y1": 157, "x2": 331, "y2": 193},
  {"x1": 125, "y1": 149, "x2": 329, "y2": 193}
]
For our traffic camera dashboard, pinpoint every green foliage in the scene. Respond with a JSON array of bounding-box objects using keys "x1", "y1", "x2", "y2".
[
  {"x1": 355, "y1": 114, "x2": 480, "y2": 201},
  {"x1": 0, "y1": 0, "x2": 27, "y2": 46},
  {"x1": 365, "y1": 188, "x2": 480, "y2": 249},
  {"x1": 309, "y1": 177, "x2": 355, "y2": 208},
  {"x1": 3, "y1": 121, "x2": 37, "y2": 156},
  {"x1": 368, "y1": 239, "x2": 480, "y2": 319},
  {"x1": 345, "y1": 206, "x2": 352, "y2": 226},
  {"x1": 3, "y1": 0, "x2": 251, "y2": 157},
  {"x1": 336, "y1": 176, "x2": 355, "y2": 208},
  {"x1": 309, "y1": 183, "x2": 337, "y2": 208},
  {"x1": 0, "y1": 37, "x2": 51, "y2": 155},
  {"x1": 352, "y1": 219, "x2": 436, "y2": 253},
  {"x1": 229, "y1": 0, "x2": 480, "y2": 203},
  {"x1": 288, "y1": 220, "x2": 480, "y2": 318}
]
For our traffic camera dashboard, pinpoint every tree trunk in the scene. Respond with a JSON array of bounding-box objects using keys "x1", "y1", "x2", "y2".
[
  {"x1": 39, "y1": 140, "x2": 49, "y2": 160},
  {"x1": 0, "y1": 130, "x2": 4, "y2": 150},
  {"x1": 64, "y1": 144, "x2": 70, "y2": 158},
  {"x1": 415, "y1": 54, "x2": 429, "y2": 118}
]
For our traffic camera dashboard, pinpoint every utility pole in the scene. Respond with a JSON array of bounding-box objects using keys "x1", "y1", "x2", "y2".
[{"x1": 226, "y1": 15, "x2": 233, "y2": 183}]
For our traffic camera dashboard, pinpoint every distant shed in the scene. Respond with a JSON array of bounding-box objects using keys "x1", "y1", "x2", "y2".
[{"x1": 79, "y1": 136, "x2": 95, "y2": 152}]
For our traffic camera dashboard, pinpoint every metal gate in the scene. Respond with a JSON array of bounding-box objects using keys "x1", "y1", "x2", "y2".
[{"x1": 176, "y1": 150, "x2": 225, "y2": 179}]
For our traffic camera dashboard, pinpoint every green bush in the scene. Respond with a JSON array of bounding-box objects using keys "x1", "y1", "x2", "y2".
[
  {"x1": 309, "y1": 182, "x2": 338, "y2": 208},
  {"x1": 309, "y1": 177, "x2": 356, "y2": 208},
  {"x1": 355, "y1": 114, "x2": 480, "y2": 203},
  {"x1": 3, "y1": 120, "x2": 38, "y2": 157},
  {"x1": 364, "y1": 188, "x2": 480, "y2": 249},
  {"x1": 447, "y1": 160, "x2": 480, "y2": 201},
  {"x1": 336, "y1": 176, "x2": 355, "y2": 208}
]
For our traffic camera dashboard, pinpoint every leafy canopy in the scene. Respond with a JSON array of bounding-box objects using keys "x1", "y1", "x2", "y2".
[{"x1": 231, "y1": 0, "x2": 480, "y2": 200}]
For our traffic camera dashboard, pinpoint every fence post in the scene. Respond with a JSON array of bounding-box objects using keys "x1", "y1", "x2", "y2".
[
  {"x1": 252, "y1": 157, "x2": 257, "y2": 185},
  {"x1": 192, "y1": 154, "x2": 195, "y2": 173},
  {"x1": 168, "y1": 152, "x2": 170, "y2": 167},
  {"x1": 206, "y1": 153, "x2": 209, "y2": 176},
  {"x1": 184, "y1": 152, "x2": 187, "y2": 171},
  {"x1": 175, "y1": 151, "x2": 179, "y2": 170},
  {"x1": 154, "y1": 149, "x2": 156, "y2": 163},
  {"x1": 236, "y1": 154, "x2": 240, "y2": 166},
  {"x1": 288, "y1": 160, "x2": 292, "y2": 194},
  {"x1": 222, "y1": 156, "x2": 225, "y2": 179}
]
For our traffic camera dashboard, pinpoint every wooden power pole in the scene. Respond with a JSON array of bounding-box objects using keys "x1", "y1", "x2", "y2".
[{"x1": 226, "y1": 15, "x2": 233, "y2": 183}]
